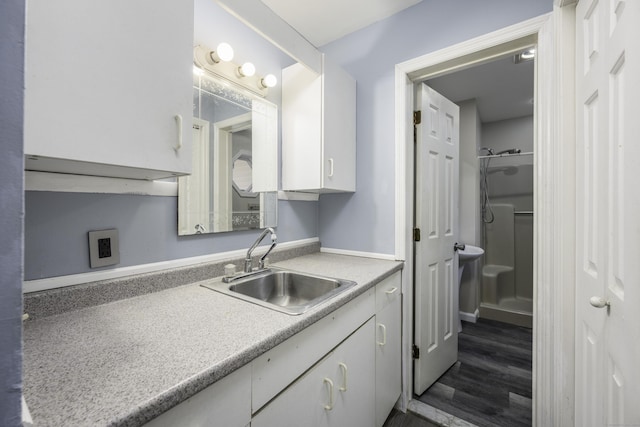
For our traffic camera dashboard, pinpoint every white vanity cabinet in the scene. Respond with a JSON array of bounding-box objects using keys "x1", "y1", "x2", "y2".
[
  {"x1": 24, "y1": 0, "x2": 194, "y2": 180},
  {"x1": 281, "y1": 55, "x2": 356, "y2": 193},
  {"x1": 252, "y1": 319, "x2": 375, "y2": 427},
  {"x1": 147, "y1": 271, "x2": 401, "y2": 427},
  {"x1": 375, "y1": 273, "x2": 403, "y2": 427}
]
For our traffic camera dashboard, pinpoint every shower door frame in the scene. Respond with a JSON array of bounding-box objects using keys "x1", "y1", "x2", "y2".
[{"x1": 394, "y1": 5, "x2": 577, "y2": 426}]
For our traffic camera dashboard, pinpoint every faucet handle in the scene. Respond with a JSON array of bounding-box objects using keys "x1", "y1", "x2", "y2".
[{"x1": 224, "y1": 264, "x2": 237, "y2": 277}]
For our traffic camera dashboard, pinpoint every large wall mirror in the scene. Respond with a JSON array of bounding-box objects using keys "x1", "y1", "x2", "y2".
[{"x1": 178, "y1": 72, "x2": 278, "y2": 235}]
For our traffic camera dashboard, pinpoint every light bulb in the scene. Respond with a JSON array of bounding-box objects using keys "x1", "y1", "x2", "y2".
[
  {"x1": 238, "y1": 62, "x2": 256, "y2": 77},
  {"x1": 260, "y1": 74, "x2": 277, "y2": 88},
  {"x1": 208, "y1": 42, "x2": 234, "y2": 63}
]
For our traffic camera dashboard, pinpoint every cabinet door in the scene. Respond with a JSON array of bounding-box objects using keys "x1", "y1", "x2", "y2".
[
  {"x1": 252, "y1": 319, "x2": 375, "y2": 427},
  {"x1": 24, "y1": 0, "x2": 194, "y2": 180},
  {"x1": 331, "y1": 318, "x2": 375, "y2": 427},
  {"x1": 321, "y1": 56, "x2": 356, "y2": 192},
  {"x1": 281, "y1": 63, "x2": 323, "y2": 191},
  {"x1": 281, "y1": 56, "x2": 355, "y2": 193},
  {"x1": 375, "y1": 295, "x2": 402, "y2": 427}
]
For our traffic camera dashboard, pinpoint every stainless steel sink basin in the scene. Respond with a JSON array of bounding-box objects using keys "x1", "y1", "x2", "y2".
[{"x1": 201, "y1": 269, "x2": 357, "y2": 315}]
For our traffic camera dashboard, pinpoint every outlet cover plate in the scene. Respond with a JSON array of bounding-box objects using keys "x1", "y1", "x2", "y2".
[{"x1": 88, "y1": 229, "x2": 119, "y2": 268}]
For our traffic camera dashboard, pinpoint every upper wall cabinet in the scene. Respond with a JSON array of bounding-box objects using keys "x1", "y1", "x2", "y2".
[
  {"x1": 281, "y1": 55, "x2": 356, "y2": 193},
  {"x1": 24, "y1": 0, "x2": 194, "y2": 180}
]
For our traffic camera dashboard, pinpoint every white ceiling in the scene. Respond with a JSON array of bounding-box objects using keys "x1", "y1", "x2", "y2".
[
  {"x1": 260, "y1": 0, "x2": 423, "y2": 47},
  {"x1": 426, "y1": 55, "x2": 535, "y2": 123}
]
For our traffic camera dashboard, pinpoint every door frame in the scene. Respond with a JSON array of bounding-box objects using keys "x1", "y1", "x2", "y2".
[{"x1": 394, "y1": 5, "x2": 577, "y2": 425}]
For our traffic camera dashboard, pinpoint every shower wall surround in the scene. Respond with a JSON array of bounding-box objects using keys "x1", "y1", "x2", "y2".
[{"x1": 479, "y1": 116, "x2": 534, "y2": 327}]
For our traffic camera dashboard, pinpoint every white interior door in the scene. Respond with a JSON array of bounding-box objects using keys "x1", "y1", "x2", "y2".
[
  {"x1": 575, "y1": 0, "x2": 640, "y2": 425},
  {"x1": 414, "y1": 84, "x2": 460, "y2": 395}
]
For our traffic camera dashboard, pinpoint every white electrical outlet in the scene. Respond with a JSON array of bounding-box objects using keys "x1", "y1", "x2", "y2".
[{"x1": 88, "y1": 229, "x2": 119, "y2": 268}]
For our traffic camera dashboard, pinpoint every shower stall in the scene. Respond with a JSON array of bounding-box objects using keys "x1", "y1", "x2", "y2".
[{"x1": 478, "y1": 148, "x2": 533, "y2": 327}]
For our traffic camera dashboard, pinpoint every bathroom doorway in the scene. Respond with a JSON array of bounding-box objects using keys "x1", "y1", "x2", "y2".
[
  {"x1": 411, "y1": 50, "x2": 535, "y2": 425},
  {"x1": 427, "y1": 53, "x2": 536, "y2": 329}
]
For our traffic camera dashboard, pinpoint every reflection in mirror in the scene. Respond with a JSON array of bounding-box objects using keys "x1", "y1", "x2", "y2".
[{"x1": 178, "y1": 72, "x2": 277, "y2": 235}]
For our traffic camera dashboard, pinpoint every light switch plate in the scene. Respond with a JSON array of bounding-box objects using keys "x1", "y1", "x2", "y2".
[{"x1": 88, "y1": 229, "x2": 119, "y2": 268}]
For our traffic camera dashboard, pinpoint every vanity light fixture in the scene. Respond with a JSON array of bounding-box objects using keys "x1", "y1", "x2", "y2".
[
  {"x1": 260, "y1": 74, "x2": 278, "y2": 89},
  {"x1": 207, "y1": 42, "x2": 234, "y2": 64},
  {"x1": 238, "y1": 62, "x2": 256, "y2": 77},
  {"x1": 193, "y1": 44, "x2": 276, "y2": 97}
]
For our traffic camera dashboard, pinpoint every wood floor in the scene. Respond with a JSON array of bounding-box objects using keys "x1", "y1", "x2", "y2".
[{"x1": 416, "y1": 318, "x2": 533, "y2": 427}]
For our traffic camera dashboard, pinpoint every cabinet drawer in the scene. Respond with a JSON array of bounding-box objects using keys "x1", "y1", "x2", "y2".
[{"x1": 375, "y1": 272, "x2": 401, "y2": 312}]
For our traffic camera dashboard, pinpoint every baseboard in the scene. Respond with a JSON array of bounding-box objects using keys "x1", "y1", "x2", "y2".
[
  {"x1": 23, "y1": 237, "x2": 320, "y2": 293},
  {"x1": 320, "y1": 247, "x2": 397, "y2": 261},
  {"x1": 459, "y1": 308, "x2": 479, "y2": 324}
]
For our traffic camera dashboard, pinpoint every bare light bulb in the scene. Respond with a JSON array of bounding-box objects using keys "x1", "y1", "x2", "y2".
[
  {"x1": 238, "y1": 62, "x2": 256, "y2": 77},
  {"x1": 208, "y1": 42, "x2": 234, "y2": 63},
  {"x1": 260, "y1": 74, "x2": 277, "y2": 88}
]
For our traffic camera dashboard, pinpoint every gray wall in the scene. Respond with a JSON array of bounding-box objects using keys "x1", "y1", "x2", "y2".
[
  {"x1": 0, "y1": 0, "x2": 24, "y2": 424},
  {"x1": 318, "y1": 0, "x2": 553, "y2": 255},
  {"x1": 23, "y1": 0, "x2": 315, "y2": 280},
  {"x1": 458, "y1": 100, "x2": 482, "y2": 315}
]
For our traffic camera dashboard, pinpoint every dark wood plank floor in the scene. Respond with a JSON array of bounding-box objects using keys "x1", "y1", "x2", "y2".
[
  {"x1": 416, "y1": 318, "x2": 532, "y2": 427},
  {"x1": 383, "y1": 408, "x2": 438, "y2": 427}
]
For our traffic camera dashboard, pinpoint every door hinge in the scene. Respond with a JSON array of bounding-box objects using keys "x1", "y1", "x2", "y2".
[
  {"x1": 412, "y1": 344, "x2": 420, "y2": 359},
  {"x1": 413, "y1": 110, "x2": 422, "y2": 125},
  {"x1": 413, "y1": 228, "x2": 421, "y2": 242}
]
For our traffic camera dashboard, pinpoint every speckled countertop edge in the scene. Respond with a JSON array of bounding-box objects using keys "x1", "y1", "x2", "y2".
[{"x1": 23, "y1": 253, "x2": 403, "y2": 427}]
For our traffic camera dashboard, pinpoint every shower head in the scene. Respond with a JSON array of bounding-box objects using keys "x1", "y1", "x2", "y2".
[
  {"x1": 495, "y1": 148, "x2": 521, "y2": 155},
  {"x1": 479, "y1": 147, "x2": 495, "y2": 155}
]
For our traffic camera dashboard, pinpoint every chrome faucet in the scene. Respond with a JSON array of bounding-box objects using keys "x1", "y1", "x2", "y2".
[{"x1": 244, "y1": 227, "x2": 277, "y2": 273}]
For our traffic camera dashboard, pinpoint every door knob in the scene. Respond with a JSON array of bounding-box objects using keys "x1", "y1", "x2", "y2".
[{"x1": 589, "y1": 296, "x2": 610, "y2": 309}]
